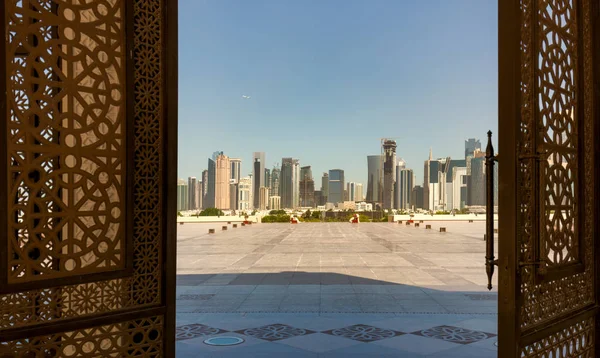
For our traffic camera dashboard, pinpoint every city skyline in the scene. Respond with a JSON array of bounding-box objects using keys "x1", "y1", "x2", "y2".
[{"x1": 178, "y1": 1, "x2": 498, "y2": 186}]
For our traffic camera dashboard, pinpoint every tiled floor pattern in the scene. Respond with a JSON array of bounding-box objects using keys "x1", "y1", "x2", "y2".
[
  {"x1": 176, "y1": 222, "x2": 498, "y2": 356},
  {"x1": 175, "y1": 313, "x2": 497, "y2": 357}
]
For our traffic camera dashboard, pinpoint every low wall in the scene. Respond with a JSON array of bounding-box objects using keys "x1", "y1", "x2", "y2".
[
  {"x1": 389, "y1": 214, "x2": 497, "y2": 222},
  {"x1": 177, "y1": 216, "x2": 260, "y2": 224}
]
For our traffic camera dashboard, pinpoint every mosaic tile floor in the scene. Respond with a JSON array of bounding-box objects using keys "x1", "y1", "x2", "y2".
[{"x1": 176, "y1": 222, "x2": 498, "y2": 357}]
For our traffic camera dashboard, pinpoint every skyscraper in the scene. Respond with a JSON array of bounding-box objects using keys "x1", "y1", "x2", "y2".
[
  {"x1": 382, "y1": 140, "x2": 397, "y2": 210},
  {"x1": 396, "y1": 168, "x2": 414, "y2": 210},
  {"x1": 271, "y1": 165, "x2": 280, "y2": 198},
  {"x1": 280, "y1": 158, "x2": 294, "y2": 209},
  {"x1": 292, "y1": 159, "x2": 300, "y2": 208},
  {"x1": 253, "y1": 158, "x2": 262, "y2": 208},
  {"x1": 205, "y1": 158, "x2": 216, "y2": 209},
  {"x1": 411, "y1": 185, "x2": 424, "y2": 209},
  {"x1": 177, "y1": 179, "x2": 189, "y2": 211},
  {"x1": 253, "y1": 152, "x2": 265, "y2": 207},
  {"x1": 264, "y1": 168, "x2": 271, "y2": 191},
  {"x1": 366, "y1": 155, "x2": 382, "y2": 203},
  {"x1": 299, "y1": 166, "x2": 315, "y2": 207},
  {"x1": 321, "y1": 173, "x2": 329, "y2": 203},
  {"x1": 238, "y1": 177, "x2": 252, "y2": 211},
  {"x1": 215, "y1": 154, "x2": 231, "y2": 210},
  {"x1": 451, "y1": 166, "x2": 468, "y2": 210},
  {"x1": 188, "y1": 177, "x2": 197, "y2": 210},
  {"x1": 259, "y1": 187, "x2": 270, "y2": 210},
  {"x1": 230, "y1": 158, "x2": 241, "y2": 182},
  {"x1": 424, "y1": 154, "x2": 467, "y2": 211},
  {"x1": 347, "y1": 182, "x2": 363, "y2": 202},
  {"x1": 465, "y1": 138, "x2": 482, "y2": 159},
  {"x1": 328, "y1": 169, "x2": 345, "y2": 204},
  {"x1": 201, "y1": 170, "x2": 209, "y2": 209}
]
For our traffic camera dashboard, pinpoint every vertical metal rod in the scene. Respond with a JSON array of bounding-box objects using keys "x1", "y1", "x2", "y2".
[{"x1": 485, "y1": 130, "x2": 496, "y2": 290}]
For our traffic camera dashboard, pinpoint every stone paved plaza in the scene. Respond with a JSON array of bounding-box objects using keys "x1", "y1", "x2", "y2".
[{"x1": 176, "y1": 221, "x2": 498, "y2": 357}]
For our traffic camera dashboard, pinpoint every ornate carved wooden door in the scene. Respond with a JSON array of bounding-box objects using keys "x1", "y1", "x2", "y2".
[
  {"x1": 498, "y1": 0, "x2": 598, "y2": 356},
  {"x1": 0, "y1": 1, "x2": 177, "y2": 356}
]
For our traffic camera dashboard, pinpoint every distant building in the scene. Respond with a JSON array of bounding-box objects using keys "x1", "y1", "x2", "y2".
[
  {"x1": 424, "y1": 150, "x2": 466, "y2": 211},
  {"x1": 468, "y1": 156, "x2": 497, "y2": 206},
  {"x1": 382, "y1": 140, "x2": 397, "y2": 210},
  {"x1": 196, "y1": 181, "x2": 202, "y2": 210},
  {"x1": 314, "y1": 190, "x2": 324, "y2": 206},
  {"x1": 338, "y1": 201, "x2": 356, "y2": 210},
  {"x1": 215, "y1": 154, "x2": 231, "y2": 210},
  {"x1": 465, "y1": 138, "x2": 482, "y2": 159},
  {"x1": 366, "y1": 155, "x2": 382, "y2": 203},
  {"x1": 292, "y1": 159, "x2": 300, "y2": 208},
  {"x1": 238, "y1": 177, "x2": 252, "y2": 212},
  {"x1": 300, "y1": 166, "x2": 315, "y2": 207},
  {"x1": 321, "y1": 173, "x2": 329, "y2": 203},
  {"x1": 411, "y1": 185, "x2": 424, "y2": 210},
  {"x1": 177, "y1": 179, "x2": 188, "y2": 211},
  {"x1": 347, "y1": 182, "x2": 364, "y2": 202},
  {"x1": 328, "y1": 169, "x2": 345, "y2": 204},
  {"x1": 253, "y1": 158, "x2": 262, "y2": 209},
  {"x1": 205, "y1": 158, "x2": 216, "y2": 209},
  {"x1": 356, "y1": 202, "x2": 373, "y2": 211},
  {"x1": 269, "y1": 196, "x2": 281, "y2": 210},
  {"x1": 271, "y1": 166, "x2": 281, "y2": 198},
  {"x1": 201, "y1": 170, "x2": 209, "y2": 209},
  {"x1": 229, "y1": 180, "x2": 237, "y2": 212},
  {"x1": 396, "y1": 168, "x2": 414, "y2": 210},
  {"x1": 230, "y1": 158, "x2": 242, "y2": 182},
  {"x1": 280, "y1": 158, "x2": 295, "y2": 208},
  {"x1": 188, "y1": 177, "x2": 197, "y2": 210},
  {"x1": 451, "y1": 167, "x2": 468, "y2": 210},
  {"x1": 264, "y1": 168, "x2": 271, "y2": 191},
  {"x1": 259, "y1": 187, "x2": 270, "y2": 210}
]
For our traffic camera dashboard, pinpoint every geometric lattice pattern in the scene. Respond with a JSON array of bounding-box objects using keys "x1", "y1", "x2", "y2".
[
  {"x1": 517, "y1": 0, "x2": 595, "y2": 333},
  {"x1": 538, "y1": 0, "x2": 578, "y2": 267},
  {"x1": 1, "y1": 0, "x2": 165, "y2": 345},
  {"x1": 176, "y1": 324, "x2": 228, "y2": 341},
  {"x1": 235, "y1": 324, "x2": 315, "y2": 342},
  {"x1": 521, "y1": 317, "x2": 594, "y2": 357},
  {"x1": 322, "y1": 324, "x2": 404, "y2": 343},
  {"x1": 6, "y1": 0, "x2": 126, "y2": 282},
  {"x1": 0, "y1": 315, "x2": 163, "y2": 356},
  {"x1": 413, "y1": 325, "x2": 495, "y2": 345}
]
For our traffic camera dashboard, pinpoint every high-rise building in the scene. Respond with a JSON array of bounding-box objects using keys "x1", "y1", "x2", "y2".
[
  {"x1": 314, "y1": 190, "x2": 323, "y2": 206},
  {"x1": 264, "y1": 168, "x2": 271, "y2": 192},
  {"x1": 411, "y1": 185, "x2": 424, "y2": 209},
  {"x1": 269, "y1": 196, "x2": 281, "y2": 210},
  {"x1": 280, "y1": 158, "x2": 294, "y2": 209},
  {"x1": 205, "y1": 158, "x2": 216, "y2": 209},
  {"x1": 201, "y1": 170, "x2": 209, "y2": 209},
  {"x1": 253, "y1": 152, "x2": 265, "y2": 206},
  {"x1": 253, "y1": 158, "x2": 262, "y2": 209},
  {"x1": 230, "y1": 158, "x2": 241, "y2": 182},
  {"x1": 188, "y1": 177, "x2": 197, "y2": 210},
  {"x1": 366, "y1": 155, "x2": 382, "y2": 203},
  {"x1": 271, "y1": 165, "x2": 280, "y2": 198},
  {"x1": 177, "y1": 179, "x2": 188, "y2": 211},
  {"x1": 259, "y1": 187, "x2": 270, "y2": 210},
  {"x1": 451, "y1": 166, "x2": 468, "y2": 210},
  {"x1": 229, "y1": 180, "x2": 237, "y2": 212},
  {"x1": 355, "y1": 183, "x2": 363, "y2": 202},
  {"x1": 465, "y1": 138, "x2": 482, "y2": 159},
  {"x1": 396, "y1": 168, "x2": 414, "y2": 210},
  {"x1": 328, "y1": 169, "x2": 345, "y2": 204},
  {"x1": 238, "y1": 177, "x2": 252, "y2": 212},
  {"x1": 292, "y1": 159, "x2": 300, "y2": 209},
  {"x1": 299, "y1": 166, "x2": 315, "y2": 207},
  {"x1": 468, "y1": 156, "x2": 497, "y2": 206},
  {"x1": 196, "y1": 181, "x2": 202, "y2": 210},
  {"x1": 424, "y1": 153, "x2": 467, "y2": 211},
  {"x1": 346, "y1": 182, "x2": 363, "y2": 202},
  {"x1": 382, "y1": 140, "x2": 397, "y2": 210},
  {"x1": 215, "y1": 154, "x2": 231, "y2": 210},
  {"x1": 321, "y1": 173, "x2": 329, "y2": 203}
]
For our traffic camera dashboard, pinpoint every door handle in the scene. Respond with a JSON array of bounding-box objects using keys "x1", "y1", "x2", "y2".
[{"x1": 485, "y1": 131, "x2": 498, "y2": 290}]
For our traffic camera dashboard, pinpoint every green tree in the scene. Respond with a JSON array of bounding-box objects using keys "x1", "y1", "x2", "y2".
[{"x1": 199, "y1": 208, "x2": 224, "y2": 216}]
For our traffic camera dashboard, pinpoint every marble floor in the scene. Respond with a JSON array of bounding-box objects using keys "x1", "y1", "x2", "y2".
[{"x1": 176, "y1": 221, "x2": 498, "y2": 357}]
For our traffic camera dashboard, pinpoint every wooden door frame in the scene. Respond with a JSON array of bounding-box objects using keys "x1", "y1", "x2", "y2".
[
  {"x1": 164, "y1": 0, "x2": 179, "y2": 356},
  {"x1": 498, "y1": 1, "x2": 600, "y2": 357}
]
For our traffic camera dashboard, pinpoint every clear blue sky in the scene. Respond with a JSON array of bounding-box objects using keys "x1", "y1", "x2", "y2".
[{"x1": 178, "y1": 0, "x2": 498, "y2": 187}]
